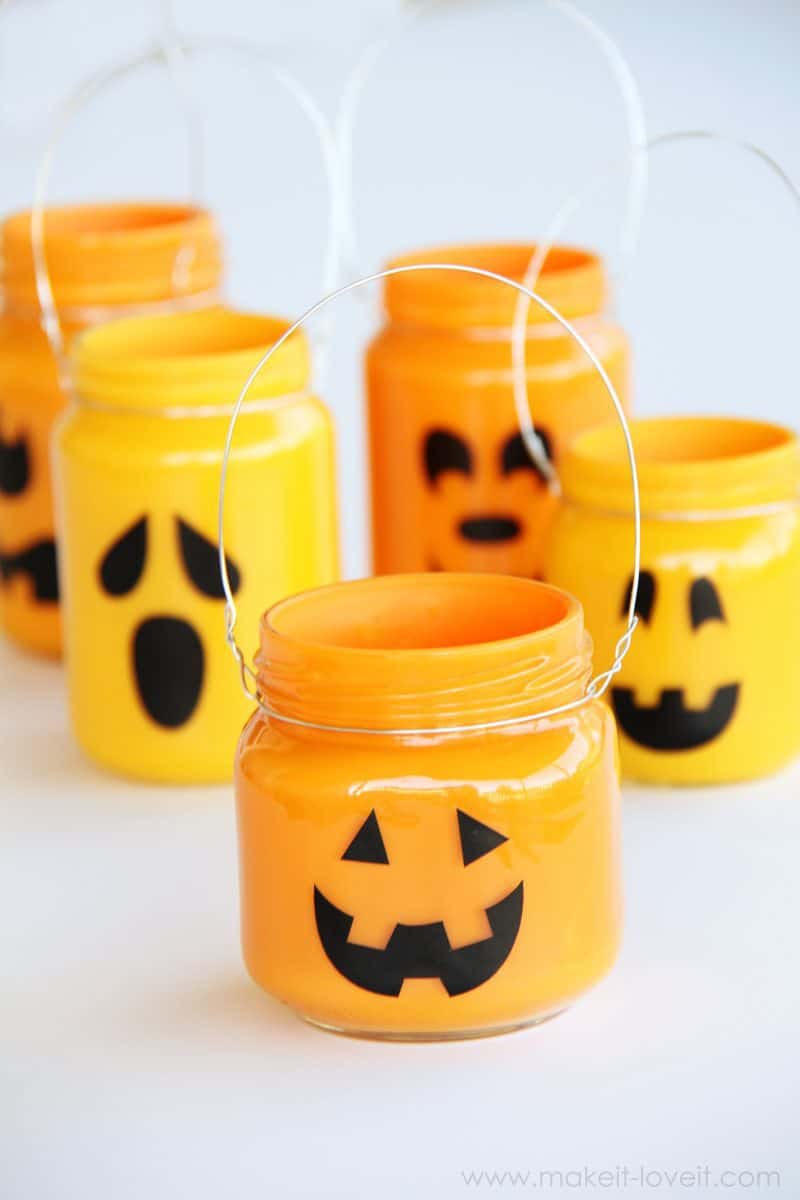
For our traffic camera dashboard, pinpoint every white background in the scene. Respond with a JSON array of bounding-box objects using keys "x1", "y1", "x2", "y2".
[{"x1": 2, "y1": 2, "x2": 799, "y2": 1197}]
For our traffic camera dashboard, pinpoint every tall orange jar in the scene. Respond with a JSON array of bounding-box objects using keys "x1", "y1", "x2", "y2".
[
  {"x1": 236, "y1": 573, "x2": 621, "y2": 1039},
  {"x1": 0, "y1": 202, "x2": 222, "y2": 657},
  {"x1": 366, "y1": 243, "x2": 629, "y2": 579}
]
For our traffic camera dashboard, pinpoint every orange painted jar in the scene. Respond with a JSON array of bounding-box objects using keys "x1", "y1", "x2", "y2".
[
  {"x1": 0, "y1": 202, "x2": 222, "y2": 657},
  {"x1": 236, "y1": 573, "x2": 622, "y2": 1040},
  {"x1": 366, "y1": 243, "x2": 629, "y2": 579}
]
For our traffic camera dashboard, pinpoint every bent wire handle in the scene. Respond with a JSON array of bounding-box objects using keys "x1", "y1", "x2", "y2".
[
  {"x1": 335, "y1": 0, "x2": 648, "y2": 482},
  {"x1": 512, "y1": 130, "x2": 800, "y2": 472},
  {"x1": 30, "y1": 34, "x2": 344, "y2": 392},
  {"x1": 217, "y1": 263, "x2": 642, "y2": 734}
]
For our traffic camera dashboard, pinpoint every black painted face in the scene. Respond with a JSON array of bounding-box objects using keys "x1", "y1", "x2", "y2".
[
  {"x1": 0, "y1": 423, "x2": 59, "y2": 602},
  {"x1": 423, "y1": 426, "x2": 553, "y2": 546},
  {"x1": 611, "y1": 571, "x2": 740, "y2": 751},
  {"x1": 314, "y1": 809, "x2": 523, "y2": 997},
  {"x1": 98, "y1": 515, "x2": 241, "y2": 729}
]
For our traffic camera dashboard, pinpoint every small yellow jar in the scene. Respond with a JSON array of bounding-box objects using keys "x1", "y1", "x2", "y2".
[
  {"x1": 55, "y1": 307, "x2": 338, "y2": 783},
  {"x1": 366, "y1": 243, "x2": 630, "y2": 579},
  {"x1": 0, "y1": 202, "x2": 223, "y2": 657},
  {"x1": 236, "y1": 573, "x2": 622, "y2": 1040},
  {"x1": 545, "y1": 415, "x2": 800, "y2": 784}
]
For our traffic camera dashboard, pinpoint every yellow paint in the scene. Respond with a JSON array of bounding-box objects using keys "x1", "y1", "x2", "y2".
[
  {"x1": 545, "y1": 416, "x2": 800, "y2": 784},
  {"x1": 55, "y1": 307, "x2": 338, "y2": 783},
  {"x1": 0, "y1": 202, "x2": 222, "y2": 656},
  {"x1": 366, "y1": 243, "x2": 629, "y2": 580},
  {"x1": 236, "y1": 573, "x2": 621, "y2": 1039}
]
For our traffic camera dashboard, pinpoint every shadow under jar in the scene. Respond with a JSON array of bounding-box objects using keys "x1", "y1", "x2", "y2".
[
  {"x1": 236, "y1": 572, "x2": 622, "y2": 1040},
  {"x1": 365, "y1": 243, "x2": 630, "y2": 582},
  {"x1": 0, "y1": 202, "x2": 222, "y2": 657},
  {"x1": 545, "y1": 415, "x2": 800, "y2": 785}
]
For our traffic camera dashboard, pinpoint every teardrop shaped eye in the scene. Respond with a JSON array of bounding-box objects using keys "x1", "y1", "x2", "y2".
[
  {"x1": 342, "y1": 810, "x2": 389, "y2": 865},
  {"x1": 178, "y1": 518, "x2": 241, "y2": 599},
  {"x1": 457, "y1": 810, "x2": 508, "y2": 866},
  {"x1": 621, "y1": 570, "x2": 656, "y2": 624},
  {"x1": 99, "y1": 517, "x2": 147, "y2": 596},
  {"x1": 690, "y1": 577, "x2": 725, "y2": 628},
  {"x1": 0, "y1": 433, "x2": 30, "y2": 495}
]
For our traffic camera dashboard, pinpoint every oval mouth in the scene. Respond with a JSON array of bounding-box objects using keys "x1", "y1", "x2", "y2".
[
  {"x1": 133, "y1": 615, "x2": 204, "y2": 728},
  {"x1": 458, "y1": 515, "x2": 522, "y2": 543}
]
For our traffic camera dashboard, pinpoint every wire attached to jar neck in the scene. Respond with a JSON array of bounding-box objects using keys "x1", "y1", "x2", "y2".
[{"x1": 218, "y1": 263, "x2": 641, "y2": 737}]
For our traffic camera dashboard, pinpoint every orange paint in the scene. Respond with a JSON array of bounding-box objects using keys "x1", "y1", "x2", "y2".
[
  {"x1": 0, "y1": 202, "x2": 222, "y2": 656},
  {"x1": 236, "y1": 573, "x2": 621, "y2": 1039},
  {"x1": 366, "y1": 244, "x2": 629, "y2": 580}
]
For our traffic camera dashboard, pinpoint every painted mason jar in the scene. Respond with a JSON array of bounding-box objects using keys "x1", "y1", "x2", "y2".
[
  {"x1": 236, "y1": 573, "x2": 621, "y2": 1040},
  {"x1": 545, "y1": 415, "x2": 800, "y2": 785},
  {"x1": 0, "y1": 201, "x2": 223, "y2": 657},
  {"x1": 366, "y1": 243, "x2": 629, "y2": 579},
  {"x1": 54, "y1": 307, "x2": 338, "y2": 783}
]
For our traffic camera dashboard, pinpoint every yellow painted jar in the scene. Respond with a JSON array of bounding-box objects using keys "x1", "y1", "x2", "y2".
[
  {"x1": 54, "y1": 307, "x2": 338, "y2": 783},
  {"x1": 545, "y1": 416, "x2": 800, "y2": 785},
  {"x1": 366, "y1": 243, "x2": 630, "y2": 579},
  {"x1": 0, "y1": 202, "x2": 222, "y2": 657},
  {"x1": 236, "y1": 573, "x2": 622, "y2": 1039}
]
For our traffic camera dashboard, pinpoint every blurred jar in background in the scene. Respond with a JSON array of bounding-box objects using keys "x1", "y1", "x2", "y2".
[
  {"x1": 55, "y1": 307, "x2": 339, "y2": 784},
  {"x1": 0, "y1": 202, "x2": 223, "y2": 657},
  {"x1": 365, "y1": 243, "x2": 629, "y2": 580}
]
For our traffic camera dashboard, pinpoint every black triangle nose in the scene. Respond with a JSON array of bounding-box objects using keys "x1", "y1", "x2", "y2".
[{"x1": 133, "y1": 616, "x2": 204, "y2": 728}]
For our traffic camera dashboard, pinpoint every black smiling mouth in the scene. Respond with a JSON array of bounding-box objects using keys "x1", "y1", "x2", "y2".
[
  {"x1": 458, "y1": 515, "x2": 522, "y2": 543},
  {"x1": 314, "y1": 882, "x2": 523, "y2": 997},
  {"x1": 612, "y1": 683, "x2": 740, "y2": 751}
]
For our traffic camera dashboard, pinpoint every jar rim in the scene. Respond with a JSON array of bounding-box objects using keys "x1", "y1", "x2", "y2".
[
  {"x1": 73, "y1": 305, "x2": 310, "y2": 412},
  {"x1": 561, "y1": 415, "x2": 800, "y2": 515},
  {"x1": 257, "y1": 574, "x2": 591, "y2": 732},
  {"x1": 382, "y1": 242, "x2": 606, "y2": 332}
]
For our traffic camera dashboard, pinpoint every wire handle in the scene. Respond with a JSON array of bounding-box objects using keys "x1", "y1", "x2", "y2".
[
  {"x1": 512, "y1": 130, "x2": 800, "y2": 473},
  {"x1": 217, "y1": 263, "x2": 642, "y2": 735},
  {"x1": 334, "y1": 0, "x2": 647, "y2": 482},
  {"x1": 30, "y1": 35, "x2": 344, "y2": 393}
]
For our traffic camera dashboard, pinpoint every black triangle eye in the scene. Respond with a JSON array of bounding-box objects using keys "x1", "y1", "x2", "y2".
[
  {"x1": 99, "y1": 516, "x2": 147, "y2": 596},
  {"x1": 457, "y1": 810, "x2": 508, "y2": 866},
  {"x1": 622, "y1": 570, "x2": 656, "y2": 624},
  {"x1": 690, "y1": 577, "x2": 724, "y2": 628},
  {"x1": 342, "y1": 810, "x2": 389, "y2": 864},
  {"x1": 0, "y1": 432, "x2": 30, "y2": 495},
  {"x1": 178, "y1": 518, "x2": 240, "y2": 599}
]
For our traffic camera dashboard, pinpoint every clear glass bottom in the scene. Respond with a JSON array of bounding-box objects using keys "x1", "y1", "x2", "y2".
[{"x1": 302, "y1": 1006, "x2": 568, "y2": 1043}]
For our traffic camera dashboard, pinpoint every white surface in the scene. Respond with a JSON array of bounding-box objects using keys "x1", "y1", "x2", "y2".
[
  {"x1": 3, "y1": 637, "x2": 800, "y2": 1198},
  {"x1": 2, "y1": 2, "x2": 800, "y2": 1197}
]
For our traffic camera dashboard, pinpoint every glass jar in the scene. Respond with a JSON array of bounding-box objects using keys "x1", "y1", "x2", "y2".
[
  {"x1": 545, "y1": 416, "x2": 800, "y2": 784},
  {"x1": 0, "y1": 202, "x2": 223, "y2": 657},
  {"x1": 55, "y1": 307, "x2": 338, "y2": 783},
  {"x1": 236, "y1": 572, "x2": 621, "y2": 1040},
  {"x1": 366, "y1": 243, "x2": 629, "y2": 580}
]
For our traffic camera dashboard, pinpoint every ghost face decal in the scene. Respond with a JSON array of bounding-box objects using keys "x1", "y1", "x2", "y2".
[
  {"x1": 97, "y1": 514, "x2": 241, "y2": 730},
  {"x1": 314, "y1": 808, "x2": 523, "y2": 997},
  {"x1": 610, "y1": 571, "x2": 740, "y2": 752},
  {"x1": 421, "y1": 426, "x2": 555, "y2": 576}
]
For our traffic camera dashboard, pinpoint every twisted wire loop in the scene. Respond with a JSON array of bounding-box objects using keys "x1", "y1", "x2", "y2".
[
  {"x1": 512, "y1": 130, "x2": 800, "y2": 481},
  {"x1": 217, "y1": 263, "x2": 642, "y2": 737},
  {"x1": 29, "y1": 35, "x2": 343, "y2": 396}
]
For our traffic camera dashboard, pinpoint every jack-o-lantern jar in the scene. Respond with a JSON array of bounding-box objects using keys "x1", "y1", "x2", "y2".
[
  {"x1": 366, "y1": 243, "x2": 629, "y2": 579},
  {"x1": 236, "y1": 572, "x2": 622, "y2": 1039},
  {"x1": 0, "y1": 202, "x2": 223, "y2": 658},
  {"x1": 545, "y1": 416, "x2": 800, "y2": 784},
  {"x1": 54, "y1": 307, "x2": 338, "y2": 783}
]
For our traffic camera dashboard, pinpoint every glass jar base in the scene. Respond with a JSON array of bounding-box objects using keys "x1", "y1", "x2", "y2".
[{"x1": 301, "y1": 1006, "x2": 568, "y2": 1043}]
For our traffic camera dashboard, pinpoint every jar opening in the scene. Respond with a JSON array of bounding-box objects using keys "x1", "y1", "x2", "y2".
[
  {"x1": 561, "y1": 416, "x2": 800, "y2": 516},
  {"x1": 382, "y1": 242, "x2": 606, "y2": 332},
  {"x1": 73, "y1": 306, "x2": 310, "y2": 412},
  {"x1": 258, "y1": 574, "x2": 591, "y2": 732}
]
